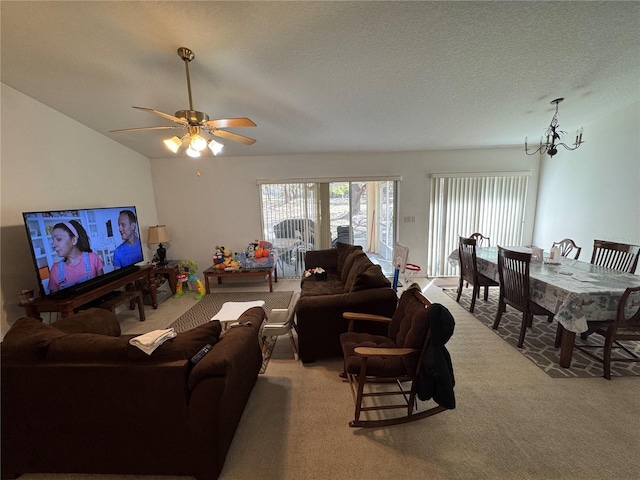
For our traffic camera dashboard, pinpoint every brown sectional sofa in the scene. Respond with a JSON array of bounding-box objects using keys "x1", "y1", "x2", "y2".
[
  {"x1": 1, "y1": 306, "x2": 265, "y2": 480},
  {"x1": 295, "y1": 243, "x2": 398, "y2": 363}
]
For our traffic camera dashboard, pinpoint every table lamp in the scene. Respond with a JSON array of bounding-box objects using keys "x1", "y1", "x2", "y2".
[{"x1": 148, "y1": 225, "x2": 170, "y2": 266}]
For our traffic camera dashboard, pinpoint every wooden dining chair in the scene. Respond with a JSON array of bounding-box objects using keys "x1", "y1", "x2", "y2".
[
  {"x1": 590, "y1": 240, "x2": 640, "y2": 274},
  {"x1": 569, "y1": 286, "x2": 640, "y2": 380},
  {"x1": 469, "y1": 232, "x2": 491, "y2": 247},
  {"x1": 492, "y1": 247, "x2": 554, "y2": 348},
  {"x1": 551, "y1": 238, "x2": 582, "y2": 260},
  {"x1": 456, "y1": 236, "x2": 499, "y2": 313}
]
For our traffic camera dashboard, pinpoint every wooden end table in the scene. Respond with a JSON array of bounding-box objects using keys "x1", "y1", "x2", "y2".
[
  {"x1": 203, "y1": 264, "x2": 278, "y2": 293},
  {"x1": 153, "y1": 261, "x2": 180, "y2": 294}
]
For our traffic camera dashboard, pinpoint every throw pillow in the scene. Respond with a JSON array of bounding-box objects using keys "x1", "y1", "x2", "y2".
[{"x1": 351, "y1": 264, "x2": 392, "y2": 292}]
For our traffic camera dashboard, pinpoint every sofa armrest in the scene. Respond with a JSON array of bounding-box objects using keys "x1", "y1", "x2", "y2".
[
  {"x1": 304, "y1": 248, "x2": 338, "y2": 271},
  {"x1": 343, "y1": 312, "x2": 391, "y2": 332},
  {"x1": 188, "y1": 308, "x2": 264, "y2": 390}
]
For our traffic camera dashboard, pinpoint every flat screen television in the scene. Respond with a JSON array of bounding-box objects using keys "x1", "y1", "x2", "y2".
[{"x1": 22, "y1": 206, "x2": 145, "y2": 298}]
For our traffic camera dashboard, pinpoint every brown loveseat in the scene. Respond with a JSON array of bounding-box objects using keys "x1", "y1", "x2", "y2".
[
  {"x1": 1, "y1": 306, "x2": 264, "y2": 480},
  {"x1": 295, "y1": 243, "x2": 398, "y2": 363}
]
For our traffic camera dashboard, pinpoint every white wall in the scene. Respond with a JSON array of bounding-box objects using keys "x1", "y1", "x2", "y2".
[
  {"x1": 533, "y1": 102, "x2": 640, "y2": 266},
  {"x1": 151, "y1": 148, "x2": 539, "y2": 281},
  {"x1": 1, "y1": 84, "x2": 159, "y2": 336}
]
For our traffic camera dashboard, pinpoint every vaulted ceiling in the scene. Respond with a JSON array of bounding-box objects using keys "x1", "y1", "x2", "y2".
[{"x1": 2, "y1": 1, "x2": 639, "y2": 158}]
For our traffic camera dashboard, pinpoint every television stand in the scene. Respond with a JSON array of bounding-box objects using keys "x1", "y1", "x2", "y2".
[{"x1": 22, "y1": 265, "x2": 157, "y2": 320}]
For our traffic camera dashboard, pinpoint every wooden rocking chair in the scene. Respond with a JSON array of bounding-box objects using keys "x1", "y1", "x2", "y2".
[{"x1": 339, "y1": 285, "x2": 455, "y2": 428}]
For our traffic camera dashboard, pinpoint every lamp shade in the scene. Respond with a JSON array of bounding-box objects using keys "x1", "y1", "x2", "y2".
[
  {"x1": 163, "y1": 136, "x2": 182, "y2": 153},
  {"x1": 148, "y1": 225, "x2": 170, "y2": 244}
]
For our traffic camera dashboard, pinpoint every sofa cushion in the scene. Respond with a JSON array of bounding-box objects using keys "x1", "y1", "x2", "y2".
[
  {"x1": 45, "y1": 321, "x2": 223, "y2": 364},
  {"x1": 51, "y1": 308, "x2": 121, "y2": 336},
  {"x1": 351, "y1": 264, "x2": 392, "y2": 292},
  {"x1": 340, "y1": 250, "x2": 366, "y2": 283},
  {"x1": 343, "y1": 254, "x2": 374, "y2": 292},
  {"x1": 1, "y1": 317, "x2": 67, "y2": 362},
  {"x1": 336, "y1": 242, "x2": 363, "y2": 273},
  {"x1": 168, "y1": 320, "x2": 222, "y2": 360},
  {"x1": 299, "y1": 279, "x2": 346, "y2": 296}
]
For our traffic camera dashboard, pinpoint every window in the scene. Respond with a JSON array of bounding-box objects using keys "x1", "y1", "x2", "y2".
[
  {"x1": 427, "y1": 172, "x2": 530, "y2": 276},
  {"x1": 259, "y1": 178, "x2": 399, "y2": 278}
]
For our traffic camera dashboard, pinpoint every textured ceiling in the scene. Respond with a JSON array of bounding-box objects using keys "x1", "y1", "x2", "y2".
[{"x1": 2, "y1": 1, "x2": 639, "y2": 159}]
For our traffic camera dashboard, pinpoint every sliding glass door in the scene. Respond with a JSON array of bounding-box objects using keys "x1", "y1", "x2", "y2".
[{"x1": 260, "y1": 179, "x2": 397, "y2": 278}]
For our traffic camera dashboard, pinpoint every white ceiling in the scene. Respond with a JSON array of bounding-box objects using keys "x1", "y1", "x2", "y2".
[{"x1": 2, "y1": 1, "x2": 639, "y2": 159}]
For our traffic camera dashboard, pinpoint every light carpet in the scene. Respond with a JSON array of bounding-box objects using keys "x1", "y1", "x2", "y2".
[
  {"x1": 445, "y1": 286, "x2": 640, "y2": 378},
  {"x1": 14, "y1": 283, "x2": 640, "y2": 480}
]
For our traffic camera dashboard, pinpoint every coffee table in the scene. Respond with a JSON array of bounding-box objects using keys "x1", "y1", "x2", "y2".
[{"x1": 203, "y1": 264, "x2": 278, "y2": 293}]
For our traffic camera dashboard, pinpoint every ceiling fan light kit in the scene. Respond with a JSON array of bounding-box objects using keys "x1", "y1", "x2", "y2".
[
  {"x1": 524, "y1": 98, "x2": 584, "y2": 158},
  {"x1": 111, "y1": 47, "x2": 256, "y2": 157}
]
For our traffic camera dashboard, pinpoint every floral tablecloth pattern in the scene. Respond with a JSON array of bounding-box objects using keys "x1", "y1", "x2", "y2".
[{"x1": 449, "y1": 246, "x2": 640, "y2": 333}]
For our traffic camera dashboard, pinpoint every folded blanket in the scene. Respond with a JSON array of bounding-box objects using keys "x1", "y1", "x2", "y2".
[{"x1": 129, "y1": 328, "x2": 177, "y2": 355}]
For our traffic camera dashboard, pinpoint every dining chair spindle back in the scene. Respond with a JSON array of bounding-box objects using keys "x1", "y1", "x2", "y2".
[
  {"x1": 456, "y1": 237, "x2": 499, "y2": 313},
  {"x1": 551, "y1": 238, "x2": 582, "y2": 260},
  {"x1": 469, "y1": 232, "x2": 491, "y2": 247},
  {"x1": 590, "y1": 240, "x2": 640, "y2": 274},
  {"x1": 492, "y1": 247, "x2": 554, "y2": 348}
]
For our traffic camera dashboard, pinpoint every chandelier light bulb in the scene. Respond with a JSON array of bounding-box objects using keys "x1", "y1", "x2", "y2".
[
  {"x1": 208, "y1": 139, "x2": 224, "y2": 155},
  {"x1": 186, "y1": 146, "x2": 201, "y2": 158},
  {"x1": 190, "y1": 134, "x2": 208, "y2": 152}
]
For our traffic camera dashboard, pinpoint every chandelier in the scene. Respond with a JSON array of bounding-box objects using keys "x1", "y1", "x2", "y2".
[{"x1": 525, "y1": 98, "x2": 584, "y2": 157}]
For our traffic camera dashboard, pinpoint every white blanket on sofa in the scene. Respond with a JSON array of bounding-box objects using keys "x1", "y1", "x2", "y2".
[{"x1": 129, "y1": 328, "x2": 177, "y2": 355}]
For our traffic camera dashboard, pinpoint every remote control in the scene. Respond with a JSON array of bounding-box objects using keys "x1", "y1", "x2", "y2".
[{"x1": 190, "y1": 344, "x2": 213, "y2": 364}]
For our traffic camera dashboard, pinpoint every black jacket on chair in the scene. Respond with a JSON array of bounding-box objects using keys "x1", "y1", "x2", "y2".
[{"x1": 417, "y1": 303, "x2": 456, "y2": 409}]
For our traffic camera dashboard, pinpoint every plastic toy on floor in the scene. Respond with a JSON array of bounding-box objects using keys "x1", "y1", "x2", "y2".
[{"x1": 173, "y1": 260, "x2": 206, "y2": 300}]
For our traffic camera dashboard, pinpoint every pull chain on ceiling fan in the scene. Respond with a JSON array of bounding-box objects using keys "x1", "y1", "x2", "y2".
[{"x1": 111, "y1": 47, "x2": 256, "y2": 157}]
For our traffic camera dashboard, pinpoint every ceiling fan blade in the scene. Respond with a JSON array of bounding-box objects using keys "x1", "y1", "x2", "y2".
[
  {"x1": 206, "y1": 118, "x2": 256, "y2": 129},
  {"x1": 110, "y1": 125, "x2": 180, "y2": 133},
  {"x1": 132, "y1": 106, "x2": 186, "y2": 125},
  {"x1": 213, "y1": 129, "x2": 257, "y2": 145}
]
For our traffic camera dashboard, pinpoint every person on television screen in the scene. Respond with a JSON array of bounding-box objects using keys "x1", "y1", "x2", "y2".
[
  {"x1": 48, "y1": 220, "x2": 104, "y2": 293},
  {"x1": 113, "y1": 209, "x2": 143, "y2": 268}
]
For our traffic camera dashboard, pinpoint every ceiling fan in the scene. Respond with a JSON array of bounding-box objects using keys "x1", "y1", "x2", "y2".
[{"x1": 111, "y1": 47, "x2": 256, "y2": 157}]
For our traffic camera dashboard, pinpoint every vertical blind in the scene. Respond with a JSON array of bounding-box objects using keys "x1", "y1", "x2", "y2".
[
  {"x1": 259, "y1": 183, "x2": 319, "y2": 245},
  {"x1": 427, "y1": 173, "x2": 530, "y2": 276}
]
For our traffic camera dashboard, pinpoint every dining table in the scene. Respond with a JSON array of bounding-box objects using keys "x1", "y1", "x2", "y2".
[{"x1": 448, "y1": 246, "x2": 640, "y2": 367}]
